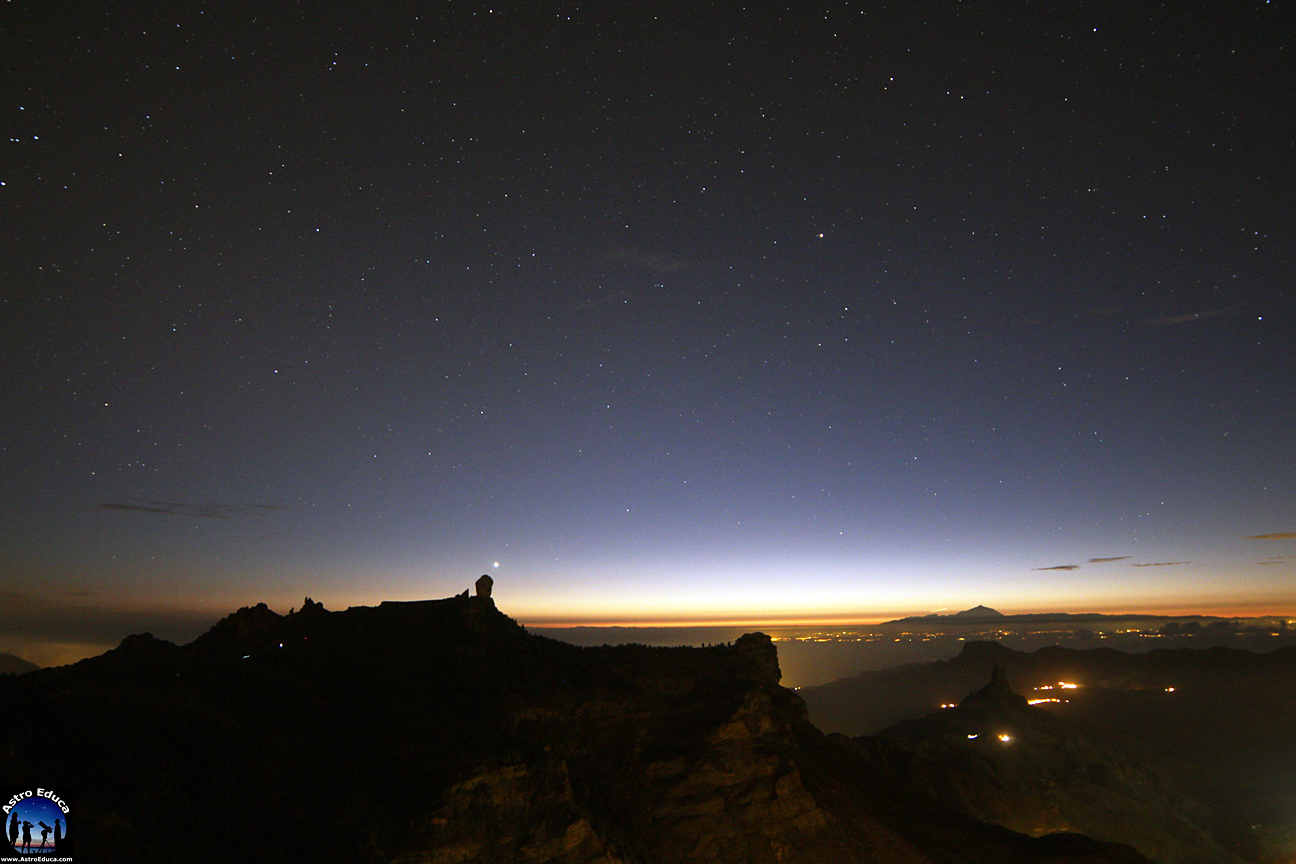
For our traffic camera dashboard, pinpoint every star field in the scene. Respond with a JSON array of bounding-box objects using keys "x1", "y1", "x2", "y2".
[{"x1": 1, "y1": 0, "x2": 1293, "y2": 663}]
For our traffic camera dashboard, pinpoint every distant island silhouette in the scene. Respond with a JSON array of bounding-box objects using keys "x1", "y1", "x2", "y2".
[
  {"x1": 0, "y1": 652, "x2": 40, "y2": 675},
  {"x1": 889, "y1": 606, "x2": 1265, "y2": 625},
  {"x1": 950, "y1": 604, "x2": 1005, "y2": 619}
]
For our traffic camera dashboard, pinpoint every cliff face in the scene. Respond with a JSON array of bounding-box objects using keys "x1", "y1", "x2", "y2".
[
  {"x1": 388, "y1": 630, "x2": 831, "y2": 864},
  {"x1": 0, "y1": 597, "x2": 1151, "y2": 864},
  {"x1": 404, "y1": 639, "x2": 835, "y2": 864}
]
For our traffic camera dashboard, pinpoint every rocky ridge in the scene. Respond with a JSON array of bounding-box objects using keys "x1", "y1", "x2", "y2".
[{"x1": 1, "y1": 595, "x2": 1153, "y2": 863}]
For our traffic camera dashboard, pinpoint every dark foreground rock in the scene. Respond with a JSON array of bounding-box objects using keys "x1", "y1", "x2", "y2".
[
  {"x1": 801, "y1": 640, "x2": 1296, "y2": 862},
  {"x1": 853, "y1": 665, "x2": 1246, "y2": 864},
  {"x1": 0, "y1": 596, "x2": 1150, "y2": 863}
]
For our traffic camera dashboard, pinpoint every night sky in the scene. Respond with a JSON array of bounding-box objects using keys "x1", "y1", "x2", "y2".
[{"x1": 3, "y1": 0, "x2": 1293, "y2": 664}]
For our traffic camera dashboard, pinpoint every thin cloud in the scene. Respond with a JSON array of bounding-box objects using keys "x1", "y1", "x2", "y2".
[
  {"x1": 597, "y1": 247, "x2": 687, "y2": 274},
  {"x1": 1130, "y1": 561, "x2": 1190, "y2": 567},
  {"x1": 98, "y1": 502, "x2": 173, "y2": 515},
  {"x1": 96, "y1": 500, "x2": 285, "y2": 519},
  {"x1": 1246, "y1": 532, "x2": 1296, "y2": 540},
  {"x1": 1033, "y1": 564, "x2": 1080, "y2": 571},
  {"x1": 1087, "y1": 556, "x2": 1131, "y2": 564},
  {"x1": 1145, "y1": 307, "x2": 1235, "y2": 327}
]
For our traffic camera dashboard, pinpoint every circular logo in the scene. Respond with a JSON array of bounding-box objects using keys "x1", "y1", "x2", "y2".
[{"x1": 5, "y1": 790, "x2": 69, "y2": 857}]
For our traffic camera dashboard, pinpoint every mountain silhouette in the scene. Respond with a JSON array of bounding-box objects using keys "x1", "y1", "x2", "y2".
[
  {"x1": 0, "y1": 593, "x2": 1159, "y2": 863},
  {"x1": 847, "y1": 665, "x2": 1245, "y2": 864},
  {"x1": 801, "y1": 640, "x2": 1296, "y2": 862},
  {"x1": 0, "y1": 652, "x2": 39, "y2": 675},
  {"x1": 951, "y1": 605, "x2": 1006, "y2": 619}
]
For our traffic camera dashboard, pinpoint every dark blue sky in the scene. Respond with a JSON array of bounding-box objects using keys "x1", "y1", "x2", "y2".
[{"x1": 2, "y1": 0, "x2": 1293, "y2": 664}]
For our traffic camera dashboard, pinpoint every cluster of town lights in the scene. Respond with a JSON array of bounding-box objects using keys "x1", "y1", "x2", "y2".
[
  {"x1": 1035, "y1": 681, "x2": 1079, "y2": 690},
  {"x1": 1026, "y1": 680, "x2": 1078, "y2": 705},
  {"x1": 950, "y1": 679, "x2": 1182, "y2": 746}
]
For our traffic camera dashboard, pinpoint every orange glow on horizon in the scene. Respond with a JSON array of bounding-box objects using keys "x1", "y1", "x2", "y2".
[
  {"x1": 517, "y1": 604, "x2": 1295, "y2": 629},
  {"x1": 521, "y1": 613, "x2": 900, "y2": 629},
  {"x1": 78, "y1": 587, "x2": 1296, "y2": 631}
]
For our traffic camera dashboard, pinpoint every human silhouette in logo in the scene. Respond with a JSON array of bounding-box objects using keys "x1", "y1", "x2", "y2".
[
  {"x1": 38, "y1": 821, "x2": 51, "y2": 850},
  {"x1": 54, "y1": 818, "x2": 62, "y2": 849},
  {"x1": 7, "y1": 811, "x2": 16, "y2": 848},
  {"x1": 20, "y1": 821, "x2": 32, "y2": 853}
]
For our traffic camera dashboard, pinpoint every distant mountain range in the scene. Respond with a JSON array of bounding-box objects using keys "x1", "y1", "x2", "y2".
[
  {"x1": 0, "y1": 651, "x2": 39, "y2": 675},
  {"x1": 1, "y1": 593, "x2": 1160, "y2": 864},
  {"x1": 800, "y1": 639, "x2": 1296, "y2": 863}
]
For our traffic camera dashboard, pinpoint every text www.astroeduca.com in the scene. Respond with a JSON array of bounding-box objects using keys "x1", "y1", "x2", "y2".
[{"x1": 2, "y1": 858, "x2": 72, "y2": 862}]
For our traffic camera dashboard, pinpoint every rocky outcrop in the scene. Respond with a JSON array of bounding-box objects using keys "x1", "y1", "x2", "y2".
[
  {"x1": 960, "y1": 663, "x2": 1029, "y2": 711},
  {"x1": 404, "y1": 761, "x2": 623, "y2": 864}
]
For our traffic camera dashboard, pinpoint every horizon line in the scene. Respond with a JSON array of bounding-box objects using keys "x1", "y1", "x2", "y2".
[{"x1": 520, "y1": 606, "x2": 1296, "y2": 629}]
